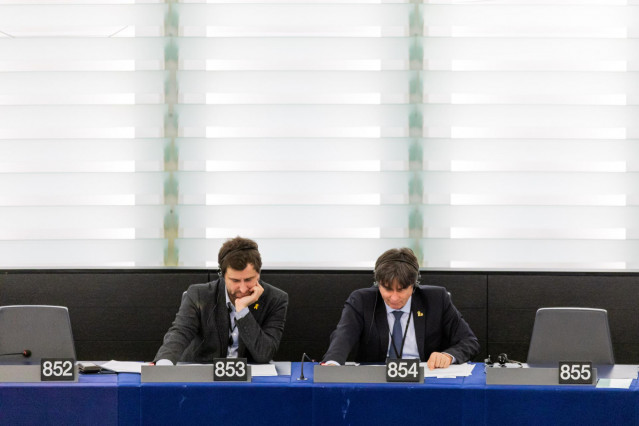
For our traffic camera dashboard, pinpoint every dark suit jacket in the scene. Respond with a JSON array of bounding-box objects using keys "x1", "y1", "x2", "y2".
[
  {"x1": 154, "y1": 279, "x2": 288, "y2": 364},
  {"x1": 322, "y1": 285, "x2": 479, "y2": 365}
]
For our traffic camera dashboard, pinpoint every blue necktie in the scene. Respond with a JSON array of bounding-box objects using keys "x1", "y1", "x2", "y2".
[{"x1": 389, "y1": 310, "x2": 404, "y2": 359}]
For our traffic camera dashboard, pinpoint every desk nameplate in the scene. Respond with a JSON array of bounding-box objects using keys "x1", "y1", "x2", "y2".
[
  {"x1": 0, "y1": 364, "x2": 78, "y2": 383},
  {"x1": 141, "y1": 365, "x2": 253, "y2": 383},
  {"x1": 142, "y1": 365, "x2": 213, "y2": 382},
  {"x1": 486, "y1": 366, "x2": 598, "y2": 386},
  {"x1": 314, "y1": 364, "x2": 424, "y2": 384}
]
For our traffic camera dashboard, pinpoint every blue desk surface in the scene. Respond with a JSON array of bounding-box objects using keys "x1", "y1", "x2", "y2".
[
  {"x1": 0, "y1": 373, "x2": 119, "y2": 425},
  {"x1": 1, "y1": 363, "x2": 638, "y2": 426}
]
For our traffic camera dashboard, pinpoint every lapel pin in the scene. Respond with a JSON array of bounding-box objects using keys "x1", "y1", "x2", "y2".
[
  {"x1": 254, "y1": 303, "x2": 259, "y2": 310},
  {"x1": 417, "y1": 311, "x2": 424, "y2": 317}
]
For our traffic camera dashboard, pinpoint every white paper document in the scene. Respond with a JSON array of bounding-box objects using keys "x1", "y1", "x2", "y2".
[
  {"x1": 420, "y1": 362, "x2": 475, "y2": 378},
  {"x1": 250, "y1": 363, "x2": 278, "y2": 377},
  {"x1": 99, "y1": 360, "x2": 146, "y2": 374},
  {"x1": 596, "y1": 378, "x2": 633, "y2": 389}
]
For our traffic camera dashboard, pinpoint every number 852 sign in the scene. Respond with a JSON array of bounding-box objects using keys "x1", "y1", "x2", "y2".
[{"x1": 40, "y1": 358, "x2": 76, "y2": 381}]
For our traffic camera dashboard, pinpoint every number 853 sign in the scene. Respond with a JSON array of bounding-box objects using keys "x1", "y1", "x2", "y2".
[{"x1": 213, "y1": 358, "x2": 251, "y2": 382}]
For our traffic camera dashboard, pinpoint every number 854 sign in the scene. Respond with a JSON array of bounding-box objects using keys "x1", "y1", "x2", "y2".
[{"x1": 386, "y1": 359, "x2": 424, "y2": 383}]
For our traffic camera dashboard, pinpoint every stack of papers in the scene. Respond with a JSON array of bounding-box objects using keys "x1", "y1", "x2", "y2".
[
  {"x1": 100, "y1": 361, "x2": 145, "y2": 374},
  {"x1": 420, "y1": 362, "x2": 475, "y2": 378}
]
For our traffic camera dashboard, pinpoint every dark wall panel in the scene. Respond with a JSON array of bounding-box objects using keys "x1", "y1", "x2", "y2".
[
  {"x1": 2, "y1": 269, "x2": 636, "y2": 364},
  {"x1": 420, "y1": 272, "x2": 488, "y2": 360},
  {"x1": 261, "y1": 271, "x2": 372, "y2": 361},
  {"x1": 487, "y1": 274, "x2": 639, "y2": 364},
  {"x1": 0, "y1": 271, "x2": 208, "y2": 361}
]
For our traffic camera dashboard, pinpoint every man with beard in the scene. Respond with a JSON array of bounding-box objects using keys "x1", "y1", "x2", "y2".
[{"x1": 154, "y1": 237, "x2": 288, "y2": 365}]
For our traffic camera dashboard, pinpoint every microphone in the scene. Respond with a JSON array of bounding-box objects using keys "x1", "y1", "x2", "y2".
[
  {"x1": 0, "y1": 349, "x2": 31, "y2": 358},
  {"x1": 297, "y1": 353, "x2": 315, "y2": 381}
]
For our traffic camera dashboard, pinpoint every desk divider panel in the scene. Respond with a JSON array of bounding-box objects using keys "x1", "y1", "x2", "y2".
[
  {"x1": 141, "y1": 365, "x2": 215, "y2": 383},
  {"x1": 485, "y1": 366, "x2": 596, "y2": 386},
  {"x1": 0, "y1": 365, "x2": 79, "y2": 383},
  {"x1": 314, "y1": 364, "x2": 424, "y2": 384}
]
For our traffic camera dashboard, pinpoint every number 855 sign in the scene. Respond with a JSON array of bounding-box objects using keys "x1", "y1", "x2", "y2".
[{"x1": 558, "y1": 362, "x2": 594, "y2": 385}]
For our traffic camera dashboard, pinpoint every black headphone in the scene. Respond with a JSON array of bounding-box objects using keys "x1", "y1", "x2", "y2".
[
  {"x1": 373, "y1": 258, "x2": 421, "y2": 289},
  {"x1": 485, "y1": 353, "x2": 522, "y2": 367},
  {"x1": 217, "y1": 245, "x2": 256, "y2": 278}
]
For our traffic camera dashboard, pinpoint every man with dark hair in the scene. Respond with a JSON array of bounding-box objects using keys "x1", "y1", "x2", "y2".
[
  {"x1": 154, "y1": 237, "x2": 288, "y2": 364},
  {"x1": 322, "y1": 248, "x2": 479, "y2": 369}
]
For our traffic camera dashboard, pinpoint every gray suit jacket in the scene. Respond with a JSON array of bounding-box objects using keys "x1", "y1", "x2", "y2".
[
  {"x1": 154, "y1": 279, "x2": 288, "y2": 364},
  {"x1": 322, "y1": 285, "x2": 479, "y2": 365}
]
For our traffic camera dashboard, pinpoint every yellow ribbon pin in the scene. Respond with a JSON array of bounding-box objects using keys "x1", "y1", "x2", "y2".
[
  {"x1": 417, "y1": 311, "x2": 424, "y2": 317},
  {"x1": 254, "y1": 303, "x2": 259, "y2": 310}
]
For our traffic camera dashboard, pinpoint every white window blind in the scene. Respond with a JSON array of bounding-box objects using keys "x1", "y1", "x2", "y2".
[{"x1": 0, "y1": 0, "x2": 637, "y2": 270}]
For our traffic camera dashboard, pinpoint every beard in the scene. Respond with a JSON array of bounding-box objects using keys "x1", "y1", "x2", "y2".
[{"x1": 229, "y1": 290, "x2": 251, "y2": 303}]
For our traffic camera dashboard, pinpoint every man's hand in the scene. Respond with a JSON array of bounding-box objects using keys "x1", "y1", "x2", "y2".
[
  {"x1": 426, "y1": 352, "x2": 453, "y2": 370},
  {"x1": 234, "y1": 282, "x2": 264, "y2": 311}
]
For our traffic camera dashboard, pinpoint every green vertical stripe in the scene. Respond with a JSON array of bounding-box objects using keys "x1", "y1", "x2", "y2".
[
  {"x1": 163, "y1": 2, "x2": 180, "y2": 266},
  {"x1": 408, "y1": 4, "x2": 424, "y2": 265}
]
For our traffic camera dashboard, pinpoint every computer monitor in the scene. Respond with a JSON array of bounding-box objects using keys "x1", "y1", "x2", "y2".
[
  {"x1": 0, "y1": 305, "x2": 76, "y2": 364},
  {"x1": 527, "y1": 307, "x2": 614, "y2": 365}
]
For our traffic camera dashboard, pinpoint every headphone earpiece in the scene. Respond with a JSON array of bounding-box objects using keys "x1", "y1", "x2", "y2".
[{"x1": 485, "y1": 353, "x2": 522, "y2": 369}]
